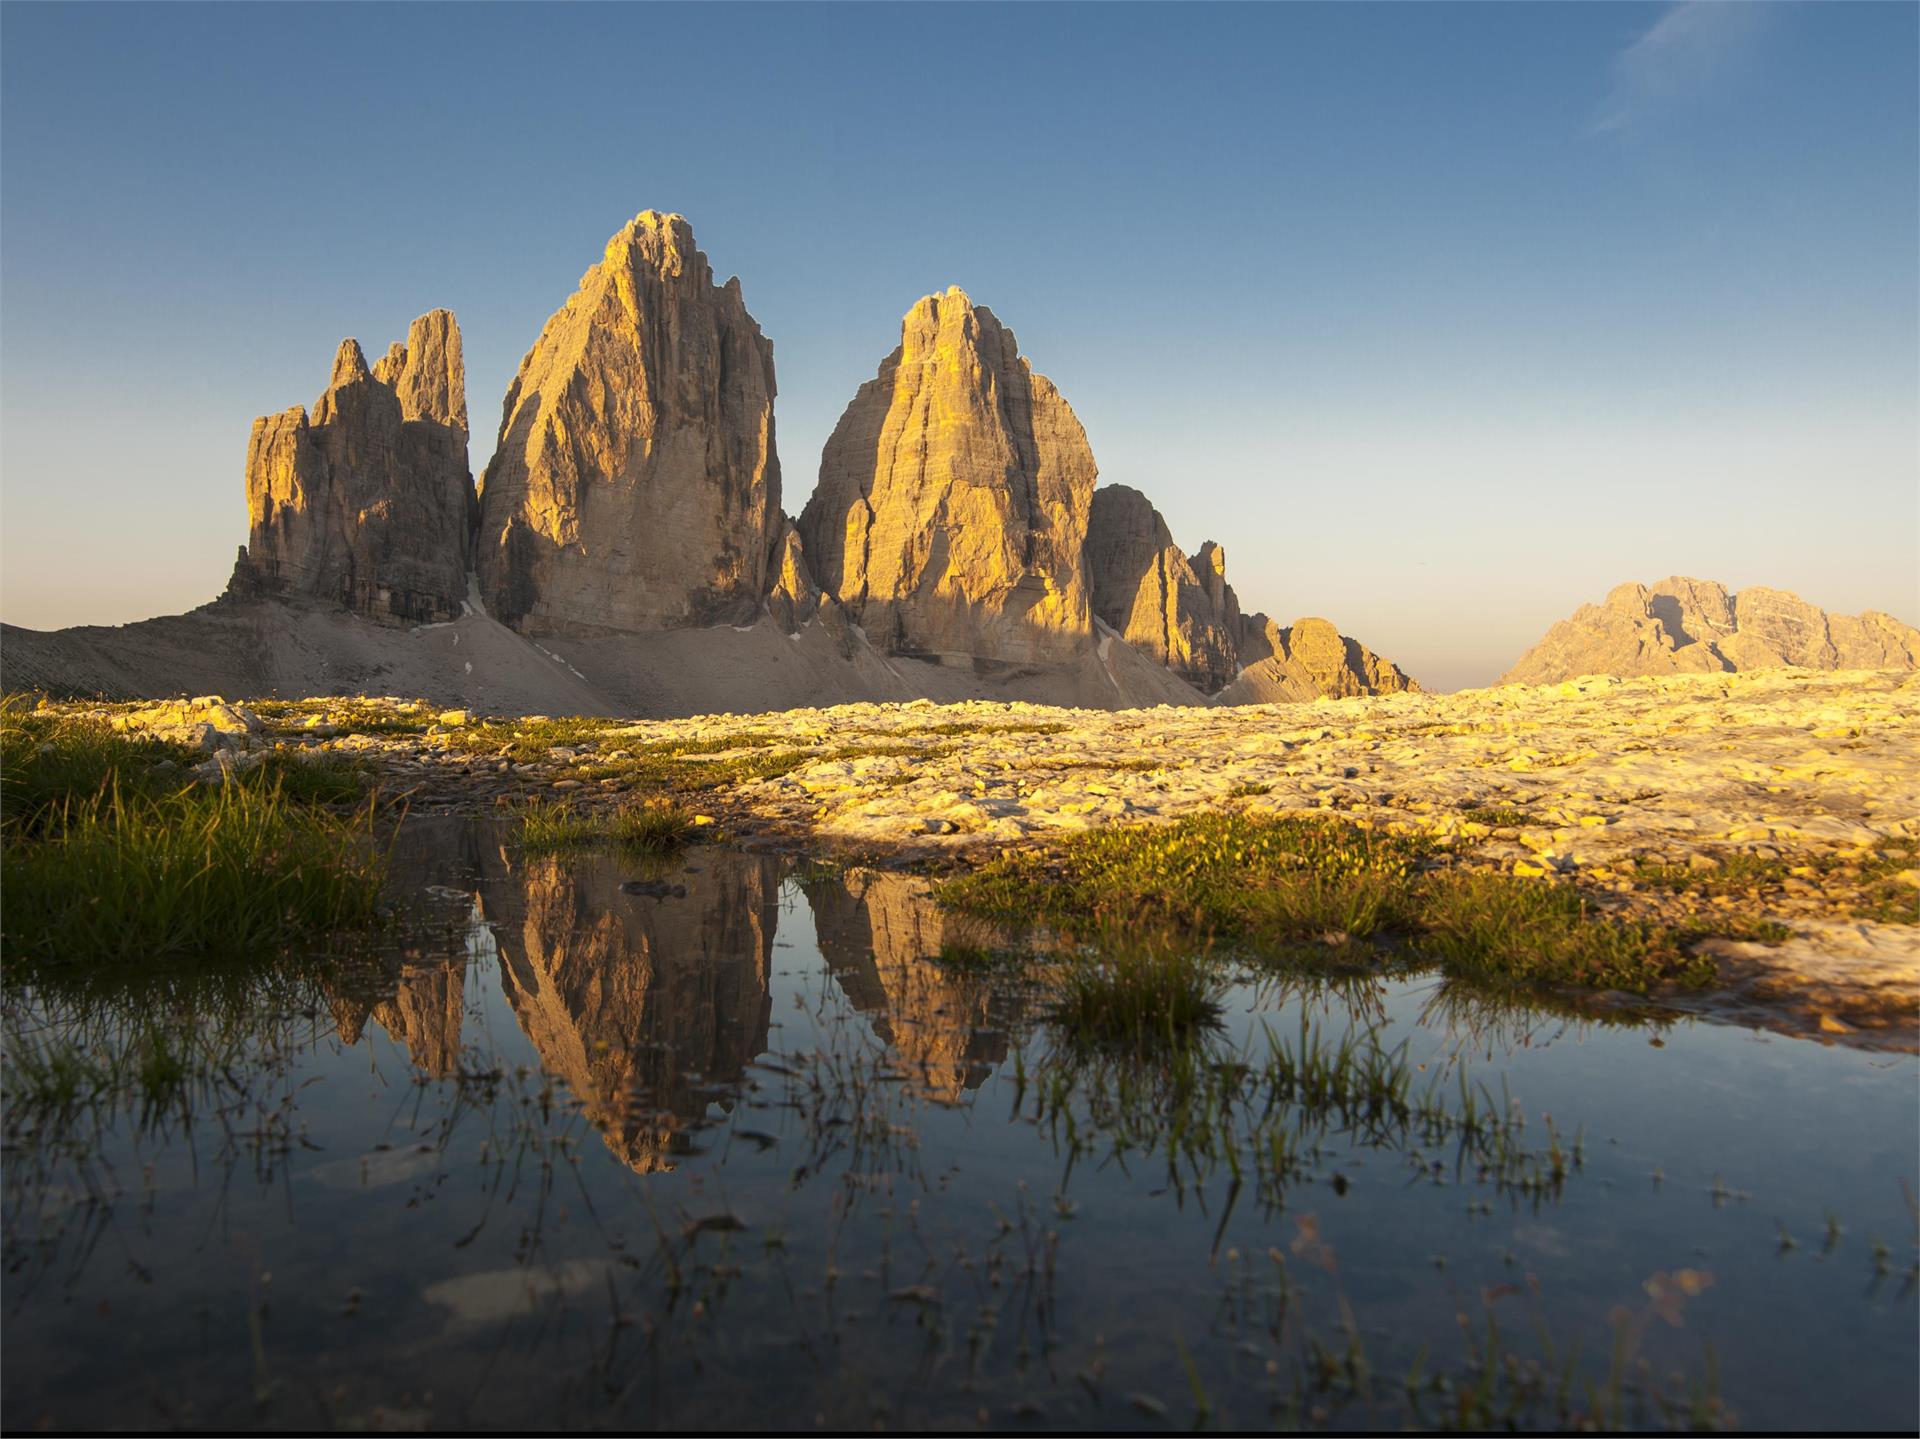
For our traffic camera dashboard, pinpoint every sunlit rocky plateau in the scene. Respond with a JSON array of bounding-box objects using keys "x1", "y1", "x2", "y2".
[{"x1": 83, "y1": 663, "x2": 1919, "y2": 1046}]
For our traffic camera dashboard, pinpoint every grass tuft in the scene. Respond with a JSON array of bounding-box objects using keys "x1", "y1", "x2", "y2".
[
  {"x1": 2, "y1": 779, "x2": 385, "y2": 966},
  {"x1": 1048, "y1": 930, "x2": 1224, "y2": 1049},
  {"x1": 515, "y1": 796, "x2": 697, "y2": 854},
  {"x1": 2, "y1": 696, "x2": 387, "y2": 967},
  {"x1": 1416, "y1": 873, "x2": 1714, "y2": 991}
]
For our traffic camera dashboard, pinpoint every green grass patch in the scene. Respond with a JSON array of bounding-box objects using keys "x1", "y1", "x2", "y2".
[
  {"x1": 249, "y1": 696, "x2": 436, "y2": 737},
  {"x1": 238, "y1": 749, "x2": 369, "y2": 805},
  {"x1": 1417, "y1": 872, "x2": 1715, "y2": 990},
  {"x1": 2, "y1": 697, "x2": 389, "y2": 968},
  {"x1": 2, "y1": 780, "x2": 386, "y2": 967},
  {"x1": 940, "y1": 814, "x2": 1724, "y2": 994},
  {"x1": 1, "y1": 697, "x2": 196, "y2": 834},
  {"x1": 1630, "y1": 841, "x2": 1917, "y2": 926},
  {"x1": 514, "y1": 796, "x2": 697, "y2": 854},
  {"x1": 1047, "y1": 931, "x2": 1224, "y2": 1050},
  {"x1": 941, "y1": 813, "x2": 1428, "y2": 939},
  {"x1": 894, "y1": 720, "x2": 1071, "y2": 738},
  {"x1": 1458, "y1": 803, "x2": 1533, "y2": 828}
]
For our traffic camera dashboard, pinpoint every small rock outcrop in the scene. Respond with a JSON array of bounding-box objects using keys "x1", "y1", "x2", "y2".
[
  {"x1": 109, "y1": 696, "x2": 264, "y2": 753},
  {"x1": 1216, "y1": 617, "x2": 1420, "y2": 704},
  {"x1": 798, "y1": 287, "x2": 1096, "y2": 665},
  {"x1": 227, "y1": 311, "x2": 473, "y2": 623},
  {"x1": 1085, "y1": 485, "x2": 1242, "y2": 692},
  {"x1": 766, "y1": 518, "x2": 823, "y2": 632},
  {"x1": 476, "y1": 211, "x2": 781, "y2": 635},
  {"x1": 1500, "y1": 578, "x2": 1920, "y2": 685}
]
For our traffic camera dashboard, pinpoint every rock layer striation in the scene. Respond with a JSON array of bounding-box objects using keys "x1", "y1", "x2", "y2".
[
  {"x1": 798, "y1": 287, "x2": 1096, "y2": 665},
  {"x1": 228, "y1": 311, "x2": 473, "y2": 623},
  {"x1": 476, "y1": 211, "x2": 781, "y2": 635}
]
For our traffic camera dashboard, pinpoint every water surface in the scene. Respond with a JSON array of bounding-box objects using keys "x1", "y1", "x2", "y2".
[{"x1": 5, "y1": 820, "x2": 1914, "y2": 1430}]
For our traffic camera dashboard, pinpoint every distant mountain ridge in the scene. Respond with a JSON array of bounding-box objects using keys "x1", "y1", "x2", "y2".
[{"x1": 1500, "y1": 577, "x2": 1919, "y2": 685}]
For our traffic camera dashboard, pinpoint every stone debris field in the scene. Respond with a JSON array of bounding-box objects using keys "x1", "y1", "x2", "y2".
[{"x1": 72, "y1": 666, "x2": 1920, "y2": 1045}]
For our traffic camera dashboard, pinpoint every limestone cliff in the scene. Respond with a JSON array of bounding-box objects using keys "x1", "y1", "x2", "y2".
[
  {"x1": 476, "y1": 211, "x2": 781, "y2": 635},
  {"x1": 798, "y1": 287, "x2": 1096, "y2": 665},
  {"x1": 766, "y1": 516, "x2": 824, "y2": 633},
  {"x1": 1085, "y1": 485, "x2": 1241, "y2": 692},
  {"x1": 1500, "y1": 577, "x2": 1920, "y2": 685},
  {"x1": 227, "y1": 311, "x2": 473, "y2": 623}
]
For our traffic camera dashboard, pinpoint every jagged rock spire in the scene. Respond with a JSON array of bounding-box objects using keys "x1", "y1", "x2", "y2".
[
  {"x1": 475, "y1": 211, "x2": 780, "y2": 635},
  {"x1": 228, "y1": 312, "x2": 474, "y2": 624},
  {"x1": 798, "y1": 286, "x2": 1097, "y2": 664}
]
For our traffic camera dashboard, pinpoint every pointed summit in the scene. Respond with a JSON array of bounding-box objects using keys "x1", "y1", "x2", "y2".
[
  {"x1": 328, "y1": 337, "x2": 370, "y2": 389},
  {"x1": 228, "y1": 312, "x2": 474, "y2": 623},
  {"x1": 476, "y1": 210, "x2": 781, "y2": 634},
  {"x1": 797, "y1": 287, "x2": 1098, "y2": 664}
]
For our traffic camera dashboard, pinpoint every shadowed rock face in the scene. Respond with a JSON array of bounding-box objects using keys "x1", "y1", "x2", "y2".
[
  {"x1": 1501, "y1": 577, "x2": 1920, "y2": 685},
  {"x1": 478, "y1": 844, "x2": 779, "y2": 1173},
  {"x1": 798, "y1": 287, "x2": 1097, "y2": 665},
  {"x1": 803, "y1": 869, "x2": 1023, "y2": 1103},
  {"x1": 1084, "y1": 485, "x2": 1414, "y2": 700},
  {"x1": 476, "y1": 211, "x2": 781, "y2": 636},
  {"x1": 228, "y1": 312, "x2": 474, "y2": 623},
  {"x1": 1085, "y1": 485, "x2": 1241, "y2": 693}
]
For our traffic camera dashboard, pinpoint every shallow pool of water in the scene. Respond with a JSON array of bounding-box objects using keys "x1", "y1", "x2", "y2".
[{"x1": 4, "y1": 821, "x2": 1914, "y2": 1430}]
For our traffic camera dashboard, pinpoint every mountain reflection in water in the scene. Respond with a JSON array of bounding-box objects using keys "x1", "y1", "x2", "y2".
[
  {"x1": 327, "y1": 826, "x2": 1022, "y2": 1172},
  {"x1": 3, "y1": 818, "x2": 1914, "y2": 1433}
]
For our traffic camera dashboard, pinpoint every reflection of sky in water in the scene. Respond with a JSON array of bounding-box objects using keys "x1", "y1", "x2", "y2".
[{"x1": 3, "y1": 829, "x2": 1914, "y2": 1433}]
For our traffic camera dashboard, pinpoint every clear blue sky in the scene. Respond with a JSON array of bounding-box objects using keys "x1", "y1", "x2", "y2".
[{"x1": 3, "y1": 2, "x2": 1914, "y2": 690}]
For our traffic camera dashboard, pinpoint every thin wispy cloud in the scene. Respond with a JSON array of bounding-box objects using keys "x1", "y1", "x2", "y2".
[{"x1": 1589, "y1": 1, "x2": 1771, "y2": 136}]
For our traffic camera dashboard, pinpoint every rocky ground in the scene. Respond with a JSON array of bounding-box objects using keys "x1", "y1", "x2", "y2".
[{"x1": 52, "y1": 667, "x2": 1920, "y2": 1048}]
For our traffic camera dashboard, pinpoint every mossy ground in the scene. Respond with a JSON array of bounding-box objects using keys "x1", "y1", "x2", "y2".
[{"x1": 937, "y1": 813, "x2": 1738, "y2": 995}]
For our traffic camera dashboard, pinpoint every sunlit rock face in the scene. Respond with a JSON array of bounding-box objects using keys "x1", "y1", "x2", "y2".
[
  {"x1": 227, "y1": 312, "x2": 474, "y2": 623},
  {"x1": 766, "y1": 516, "x2": 823, "y2": 633},
  {"x1": 1218, "y1": 616, "x2": 1420, "y2": 704},
  {"x1": 798, "y1": 287, "x2": 1097, "y2": 665},
  {"x1": 1080, "y1": 483, "x2": 1415, "y2": 700},
  {"x1": 802, "y1": 869, "x2": 1022, "y2": 1103},
  {"x1": 1500, "y1": 577, "x2": 1920, "y2": 685},
  {"x1": 1085, "y1": 485, "x2": 1241, "y2": 693},
  {"x1": 476, "y1": 211, "x2": 782, "y2": 636},
  {"x1": 479, "y1": 845, "x2": 778, "y2": 1173}
]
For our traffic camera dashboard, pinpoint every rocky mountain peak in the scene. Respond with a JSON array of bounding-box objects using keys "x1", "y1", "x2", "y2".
[
  {"x1": 476, "y1": 211, "x2": 780, "y2": 635},
  {"x1": 392, "y1": 308, "x2": 467, "y2": 435},
  {"x1": 327, "y1": 337, "x2": 371, "y2": 390},
  {"x1": 1502, "y1": 576, "x2": 1920, "y2": 683},
  {"x1": 1084, "y1": 485, "x2": 1240, "y2": 692},
  {"x1": 797, "y1": 286, "x2": 1097, "y2": 665},
  {"x1": 227, "y1": 311, "x2": 474, "y2": 624}
]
